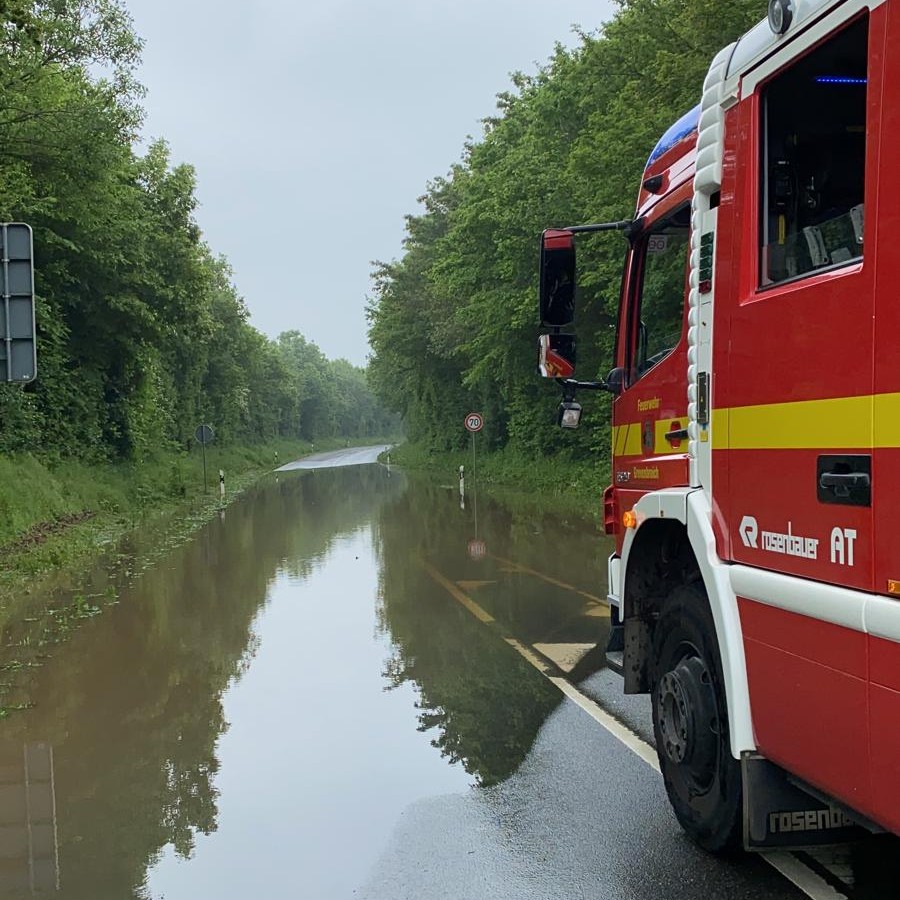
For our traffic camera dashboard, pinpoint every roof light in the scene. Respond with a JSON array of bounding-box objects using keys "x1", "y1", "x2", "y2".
[{"x1": 768, "y1": 0, "x2": 793, "y2": 35}]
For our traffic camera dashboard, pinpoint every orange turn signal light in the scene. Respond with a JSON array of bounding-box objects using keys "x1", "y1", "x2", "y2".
[
  {"x1": 622, "y1": 510, "x2": 638, "y2": 529},
  {"x1": 888, "y1": 580, "x2": 900, "y2": 597}
]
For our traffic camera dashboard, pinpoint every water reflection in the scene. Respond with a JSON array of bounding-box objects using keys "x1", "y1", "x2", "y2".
[
  {"x1": 374, "y1": 477, "x2": 609, "y2": 786},
  {"x1": 0, "y1": 742, "x2": 58, "y2": 895},
  {"x1": 0, "y1": 465, "x2": 404, "y2": 897},
  {"x1": 0, "y1": 464, "x2": 635, "y2": 897}
]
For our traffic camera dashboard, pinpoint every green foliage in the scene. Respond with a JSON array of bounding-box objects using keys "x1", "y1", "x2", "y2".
[
  {"x1": 368, "y1": 0, "x2": 765, "y2": 469},
  {"x1": 0, "y1": 1, "x2": 398, "y2": 467},
  {"x1": 387, "y1": 441, "x2": 610, "y2": 519}
]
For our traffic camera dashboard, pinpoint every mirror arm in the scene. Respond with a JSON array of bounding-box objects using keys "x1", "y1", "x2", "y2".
[
  {"x1": 556, "y1": 377, "x2": 614, "y2": 398},
  {"x1": 562, "y1": 220, "x2": 633, "y2": 235}
]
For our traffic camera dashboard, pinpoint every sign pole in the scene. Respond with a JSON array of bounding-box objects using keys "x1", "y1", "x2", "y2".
[
  {"x1": 194, "y1": 424, "x2": 216, "y2": 494},
  {"x1": 471, "y1": 431, "x2": 478, "y2": 537},
  {"x1": 464, "y1": 413, "x2": 483, "y2": 540}
]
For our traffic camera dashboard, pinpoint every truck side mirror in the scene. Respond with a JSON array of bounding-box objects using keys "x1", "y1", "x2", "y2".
[
  {"x1": 538, "y1": 333, "x2": 576, "y2": 379},
  {"x1": 606, "y1": 367, "x2": 626, "y2": 396},
  {"x1": 539, "y1": 230, "x2": 576, "y2": 327}
]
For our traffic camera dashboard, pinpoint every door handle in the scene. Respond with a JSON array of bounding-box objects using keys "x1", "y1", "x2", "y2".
[
  {"x1": 817, "y1": 455, "x2": 871, "y2": 507},
  {"x1": 819, "y1": 472, "x2": 870, "y2": 490},
  {"x1": 665, "y1": 428, "x2": 688, "y2": 443}
]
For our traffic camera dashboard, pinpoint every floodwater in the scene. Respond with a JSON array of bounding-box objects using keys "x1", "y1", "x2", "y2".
[{"x1": 0, "y1": 451, "x2": 615, "y2": 898}]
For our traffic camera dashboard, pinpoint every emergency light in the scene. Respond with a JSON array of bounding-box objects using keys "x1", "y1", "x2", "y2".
[{"x1": 768, "y1": 0, "x2": 793, "y2": 34}]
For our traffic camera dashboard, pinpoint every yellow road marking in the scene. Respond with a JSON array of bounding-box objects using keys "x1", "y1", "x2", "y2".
[
  {"x1": 426, "y1": 564, "x2": 846, "y2": 900},
  {"x1": 424, "y1": 564, "x2": 494, "y2": 623},
  {"x1": 456, "y1": 580, "x2": 496, "y2": 592},
  {"x1": 532, "y1": 642, "x2": 597, "y2": 674},
  {"x1": 582, "y1": 604, "x2": 610, "y2": 618},
  {"x1": 425, "y1": 565, "x2": 657, "y2": 769},
  {"x1": 489, "y1": 554, "x2": 609, "y2": 614}
]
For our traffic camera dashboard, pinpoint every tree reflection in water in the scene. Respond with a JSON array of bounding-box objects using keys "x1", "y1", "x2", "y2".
[
  {"x1": 0, "y1": 465, "x2": 605, "y2": 896},
  {"x1": 374, "y1": 478, "x2": 582, "y2": 787},
  {"x1": 0, "y1": 464, "x2": 403, "y2": 899}
]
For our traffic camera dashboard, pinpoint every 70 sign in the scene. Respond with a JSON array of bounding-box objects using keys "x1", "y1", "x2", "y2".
[{"x1": 465, "y1": 412, "x2": 484, "y2": 433}]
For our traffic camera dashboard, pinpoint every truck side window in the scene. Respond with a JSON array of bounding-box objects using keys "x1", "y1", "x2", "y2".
[
  {"x1": 761, "y1": 16, "x2": 868, "y2": 286},
  {"x1": 630, "y1": 211, "x2": 689, "y2": 383}
]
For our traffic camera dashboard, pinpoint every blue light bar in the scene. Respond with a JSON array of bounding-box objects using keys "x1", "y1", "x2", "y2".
[
  {"x1": 647, "y1": 105, "x2": 701, "y2": 166},
  {"x1": 815, "y1": 76, "x2": 867, "y2": 84}
]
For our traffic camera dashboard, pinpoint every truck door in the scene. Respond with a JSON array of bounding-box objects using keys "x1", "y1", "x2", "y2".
[
  {"x1": 612, "y1": 201, "x2": 690, "y2": 512},
  {"x1": 868, "y1": 0, "x2": 900, "y2": 836},
  {"x1": 721, "y1": 14, "x2": 874, "y2": 593},
  {"x1": 717, "y1": 12, "x2": 877, "y2": 816}
]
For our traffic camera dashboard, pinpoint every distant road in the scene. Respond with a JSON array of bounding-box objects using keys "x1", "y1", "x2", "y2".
[{"x1": 276, "y1": 444, "x2": 393, "y2": 471}]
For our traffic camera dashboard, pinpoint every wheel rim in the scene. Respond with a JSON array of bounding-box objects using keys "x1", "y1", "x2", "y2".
[{"x1": 657, "y1": 653, "x2": 719, "y2": 794}]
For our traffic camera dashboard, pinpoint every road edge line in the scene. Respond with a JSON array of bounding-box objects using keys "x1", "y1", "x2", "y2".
[{"x1": 426, "y1": 562, "x2": 849, "y2": 900}]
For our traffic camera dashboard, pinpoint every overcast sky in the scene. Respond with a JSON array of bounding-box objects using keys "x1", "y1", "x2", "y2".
[{"x1": 125, "y1": 0, "x2": 616, "y2": 366}]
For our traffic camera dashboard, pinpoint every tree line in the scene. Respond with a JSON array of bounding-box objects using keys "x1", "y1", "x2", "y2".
[
  {"x1": 0, "y1": 0, "x2": 396, "y2": 464},
  {"x1": 367, "y1": 0, "x2": 765, "y2": 471}
]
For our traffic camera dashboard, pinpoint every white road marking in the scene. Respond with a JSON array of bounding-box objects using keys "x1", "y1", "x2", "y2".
[
  {"x1": 536, "y1": 656, "x2": 661, "y2": 772},
  {"x1": 426, "y1": 564, "x2": 851, "y2": 900},
  {"x1": 764, "y1": 851, "x2": 850, "y2": 900}
]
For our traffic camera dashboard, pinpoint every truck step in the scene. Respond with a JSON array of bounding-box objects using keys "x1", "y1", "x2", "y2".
[{"x1": 605, "y1": 650, "x2": 624, "y2": 676}]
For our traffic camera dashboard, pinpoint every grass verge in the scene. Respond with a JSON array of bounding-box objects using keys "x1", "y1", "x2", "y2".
[
  {"x1": 383, "y1": 442, "x2": 610, "y2": 521},
  {"x1": 0, "y1": 436, "x2": 395, "y2": 603}
]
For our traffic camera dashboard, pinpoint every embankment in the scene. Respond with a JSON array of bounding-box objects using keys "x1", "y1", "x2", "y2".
[{"x1": 0, "y1": 438, "x2": 389, "y2": 601}]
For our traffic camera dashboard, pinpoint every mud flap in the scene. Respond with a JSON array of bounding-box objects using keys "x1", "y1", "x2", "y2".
[{"x1": 742, "y1": 754, "x2": 875, "y2": 850}]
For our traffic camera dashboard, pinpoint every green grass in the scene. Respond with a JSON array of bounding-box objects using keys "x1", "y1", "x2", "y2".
[
  {"x1": 383, "y1": 442, "x2": 610, "y2": 521},
  {"x1": 0, "y1": 436, "x2": 396, "y2": 600}
]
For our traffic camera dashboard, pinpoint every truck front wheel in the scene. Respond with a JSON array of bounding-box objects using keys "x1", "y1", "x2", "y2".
[{"x1": 650, "y1": 584, "x2": 741, "y2": 852}]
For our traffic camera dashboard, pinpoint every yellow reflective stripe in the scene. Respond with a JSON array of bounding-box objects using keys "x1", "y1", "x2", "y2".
[
  {"x1": 724, "y1": 395, "x2": 872, "y2": 450},
  {"x1": 874, "y1": 393, "x2": 900, "y2": 446},
  {"x1": 613, "y1": 393, "x2": 900, "y2": 456},
  {"x1": 623, "y1": 424, "x2": 641, "y2": 456},
  {"x1": 612, "y1": 423, "x2": 642, "y2": 457},
  {"x1": 710, "y1": 392, "x2": 900, "y2": 451},
  {"x1": 653, "y1": 418, "x2": 687, "y2": 454},
  {"x1": 613, "y1": 417, "x2": 688, "y2": 457},
  {"x1": 712, "y1": 408, "x2": 729, "y2": 449}
]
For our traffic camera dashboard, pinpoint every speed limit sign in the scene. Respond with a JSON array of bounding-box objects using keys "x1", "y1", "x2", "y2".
[{"x1": 464, "y1": 412, "x2": 484, "y2": 433}]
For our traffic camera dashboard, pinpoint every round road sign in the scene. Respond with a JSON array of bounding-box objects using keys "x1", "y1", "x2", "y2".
[
  {"x1": 195, "y1": 424, "x2": 215, "y2": 445},
  {"x1": 464, "y1": 412, "x2": 484, "y2": 433}
]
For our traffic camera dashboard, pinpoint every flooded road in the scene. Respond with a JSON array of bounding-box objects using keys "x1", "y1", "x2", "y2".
[{"x1": 0, "y1": 451, "x2": 896, "y2": 898}]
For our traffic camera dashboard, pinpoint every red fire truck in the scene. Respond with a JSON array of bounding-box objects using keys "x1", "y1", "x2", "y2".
[{"x1": 538, "y1": 0, "x2": 897, "y2": 852}]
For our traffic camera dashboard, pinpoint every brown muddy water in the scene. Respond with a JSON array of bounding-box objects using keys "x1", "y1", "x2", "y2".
[{"x1": 0, "y1": 459, "x2": 613, "y2": 898}]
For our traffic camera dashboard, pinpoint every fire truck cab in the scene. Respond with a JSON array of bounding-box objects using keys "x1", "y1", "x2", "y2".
[{"x1": 538, "y1": 0, "x2": 900, "y2": 851}]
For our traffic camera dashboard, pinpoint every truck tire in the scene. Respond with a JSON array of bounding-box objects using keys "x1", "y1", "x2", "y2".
[{"x1": 651, "y1": 583, "x2": 741, "y2": 853}]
